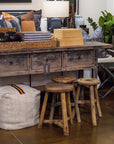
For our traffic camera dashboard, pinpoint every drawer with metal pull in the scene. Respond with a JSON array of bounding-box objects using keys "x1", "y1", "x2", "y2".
[{"x1": 31, "y1": 52, "x2": 62, "y2": 73}]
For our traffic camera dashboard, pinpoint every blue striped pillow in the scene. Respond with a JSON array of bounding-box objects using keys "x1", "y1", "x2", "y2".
[
  {"x1": 0, "y1": 19, "x2": 6, "y2": 27},
  {"x1": 5, "y1": 17, "x2": 21, "y2": 32}
]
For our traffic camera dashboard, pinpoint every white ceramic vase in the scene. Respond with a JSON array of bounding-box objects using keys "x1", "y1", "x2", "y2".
[{"x1": 75, "y1": 15, "x2": 84, "y2": 28}]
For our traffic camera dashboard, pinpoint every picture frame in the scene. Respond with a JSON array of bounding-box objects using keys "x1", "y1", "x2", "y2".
[{"x1": 0, "y1": 0, "x2": 32, "y2": 3}]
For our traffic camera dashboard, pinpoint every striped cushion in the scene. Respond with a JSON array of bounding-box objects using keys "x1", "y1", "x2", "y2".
[
  {"x1": 5, "y1": 17, "x2": 21, "y2": 32},
  {"x1": 0, "y1": 19, "x2": 6, "y2": 27},
  {"x1": 2, "y1": 12, "x2": 15, "y2": 21}
]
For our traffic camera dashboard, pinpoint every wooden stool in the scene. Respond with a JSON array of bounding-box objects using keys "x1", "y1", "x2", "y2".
[
  {"x1": 76, "y1": 78, "x2": 102, "y2": 126},
  {"x1": 52, "y1": 76, "x2": 80, "y2": 122},
  {"x1": 38, "y1": 83, "x2": 74, "y2": 136},
  {"x1": 52, "y1": 76, "x2": 75, "y2": 84}
]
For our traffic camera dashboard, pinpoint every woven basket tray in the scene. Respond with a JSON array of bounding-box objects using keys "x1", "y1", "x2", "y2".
[
  {"x1": 0, "y1": 27, "x2": 16, "y2": 33},
  {"x1": 0, "y1": 40, "x2": 56, "y2": 51}
]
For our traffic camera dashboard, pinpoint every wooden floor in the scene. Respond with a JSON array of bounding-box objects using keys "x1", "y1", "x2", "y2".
[{"x1": 0, "y1": 88, "x2": 114, "y2": 144}]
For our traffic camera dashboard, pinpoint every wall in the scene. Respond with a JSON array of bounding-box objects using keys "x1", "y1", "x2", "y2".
[
  {"x1": 0, "y1": 0, "x2": 42, "y2": 10},
  {"x1": 106, "y1": 0, "x2": 114, "y2": 14},
  {"x1": 79, "y1": 0, "x2": 107, "y2": 34}
]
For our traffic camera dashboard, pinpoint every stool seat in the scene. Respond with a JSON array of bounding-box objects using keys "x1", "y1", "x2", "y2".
[
  {"x1": 77, "y1": 78, "x2": 100, "y2": 86},
  {"x1": 46, "y1": 83, "x2": 74, "y2": 93},
  {"x1": 52, "y1": 76, "x2": 75, "y2": 84}
]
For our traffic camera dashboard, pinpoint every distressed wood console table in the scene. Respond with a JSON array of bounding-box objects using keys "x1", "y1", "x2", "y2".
[{"x1": 0, "y1": 42, "x2": 112, "y2": 85}]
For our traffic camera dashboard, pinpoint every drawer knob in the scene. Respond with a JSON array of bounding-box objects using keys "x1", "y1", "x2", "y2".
[
  {"x1": 44, "y1": 59, "x2": 50, "y2": 73},
  {"x1": 9, "y1": 61, "x2": 13, "y2": 65},
  {"x1": 78, "y1": 56, "x2": 81, "y2": 60}
]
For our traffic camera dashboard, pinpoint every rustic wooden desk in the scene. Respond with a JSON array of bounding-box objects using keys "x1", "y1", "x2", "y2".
[{"x1": 0, "y1": 42, "x2": 112, "y2": 85}]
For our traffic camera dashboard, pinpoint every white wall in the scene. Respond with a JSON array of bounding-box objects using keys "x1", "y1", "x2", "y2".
[
  {"x1": 79, "y1": 0, "x2": 107, "y2": 34},
  {"x1": 0, "y1": 0, "x2": 42, "y2": 10},
  {"x1": 106, "y1": 0, "x2": 114, "y2": 14}
]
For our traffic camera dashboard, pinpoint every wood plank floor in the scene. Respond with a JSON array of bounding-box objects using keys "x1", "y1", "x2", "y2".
[{"x1": 0, "y1": 89, "x2": 114, "y2": 144}]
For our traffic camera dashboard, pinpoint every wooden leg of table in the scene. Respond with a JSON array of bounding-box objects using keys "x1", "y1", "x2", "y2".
[
  {"x1": 90, "y1": 86, "x2": 97, "y2": 126},
  {"x1": 66, "y1": 92, "x2": 73, "y2": 124},
  {"x1": 94, "y1": 85, "x2": 102, "y2": 117},
  {"x1": 38, "y1": 92, "x2": 49, "y2": 128},
  {"x1": 76, "y1": 85, "x2": 81, "y2": 123},
  {"x1": 61, "y1": 92, "x2": 69, "y2": 136}
]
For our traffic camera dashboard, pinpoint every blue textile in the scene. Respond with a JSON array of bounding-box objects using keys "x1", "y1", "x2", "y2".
[
  {"x1": 5, "y1": 17, "x2": 21, "y2": 32},
  {"x1": 0, "y1": 19, "x2": 6, "y2": 27}
]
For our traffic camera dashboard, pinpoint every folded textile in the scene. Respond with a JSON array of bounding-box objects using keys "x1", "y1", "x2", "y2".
[{"x1": 22, "y1": 31, "x2": 51, "y2": 41}]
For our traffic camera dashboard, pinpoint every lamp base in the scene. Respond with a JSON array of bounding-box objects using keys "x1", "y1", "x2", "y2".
[{"x1": 48, "y1": 18, "x2": 62, "y2": 33}]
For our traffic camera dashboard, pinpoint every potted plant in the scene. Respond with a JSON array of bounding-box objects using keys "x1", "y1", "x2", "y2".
[
  {"x1": 87, "y1": 10, "x2": 114, "y2": 44},
  {"x1": 98, "y1": 10, "x2": 114, "y2": 44}
]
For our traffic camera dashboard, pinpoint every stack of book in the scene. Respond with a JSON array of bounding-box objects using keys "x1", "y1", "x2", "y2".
[
  {"x1": 53, "y1": 29, "x2": 83, "y2": 47},
  {"x1": 22, "y1": 32, "x2": 51, "y2": 41}
]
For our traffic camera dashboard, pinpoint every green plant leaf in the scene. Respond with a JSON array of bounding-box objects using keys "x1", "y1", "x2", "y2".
[
  {"x1": 87, "y1": 17, "x2": 98, "y2": 31},
  {"x1": 107, "y1": 13, "x2": 113, "y2": 21},
  {"x1": 112, "y1": 16, "x2": 114, "y2": 21},
  {"x1": 104, "y1": 10, "x2": 112, "y2": 17},
  {"x1": 87, "y1": 17, "x2": 93, "y2": 23},
  {"x1": 99, "y1": 16, "x2": 105, "y2": 26},
  {"x1": 105, "y1": 35, "x2": 110, "y2": 43},
  {"x1": 104, "y1": 10, "x2": 108, "y2": 14},
  {"x1": 101, "y1": 11, "x2": 106, "y2": 18}
]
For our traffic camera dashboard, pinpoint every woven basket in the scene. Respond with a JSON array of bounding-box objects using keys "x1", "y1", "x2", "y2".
[
  {"x1": 0, "y1": 27, "x2": 16, "y2": 33},
  {"x1": 0, "y1": 40, "x2": 57, "y2": 51}
]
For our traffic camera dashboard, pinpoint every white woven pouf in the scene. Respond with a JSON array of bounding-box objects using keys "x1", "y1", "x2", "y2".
[{"x1": 0, "y1": 84, "x2": 40, "y2": 130}]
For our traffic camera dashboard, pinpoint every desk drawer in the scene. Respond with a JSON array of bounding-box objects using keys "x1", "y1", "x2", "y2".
[
  {"x1": 0, "y1": 54, "x2": 28, "y2": 73},
  {"x1": 31, "y1": 52, "x2": 61, "y2": 72},
  {"x1": 64, "y1": 50, "x2": 94, "y2": 68}
]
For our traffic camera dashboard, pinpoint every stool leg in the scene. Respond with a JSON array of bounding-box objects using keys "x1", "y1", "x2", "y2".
[
  {"x1": 57, "y1": 93, "x2": 61, "y2": 115},
  {"x1": 94, "y1": 85, "x2": 102, "y2": 117},
  {"x1": 61, "y1": 92, "x2": 69, "y2": 136},
  {"x1": 49, "y1": 94, "x2": 56, "y2": 122},
  {"x1": 76, "y1": 85, "x2": 81, "y2": 123},
  {"x1": 66, "y1": 92, "x2": 73, "y2": 124},
  {"x1": 38, "y1": 92, "x2": 49, "y2": 128},
  {"x1": 90, "y1": 86, "x2": 97, "y2": 126}
]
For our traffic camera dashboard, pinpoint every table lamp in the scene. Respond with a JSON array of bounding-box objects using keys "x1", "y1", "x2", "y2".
[{"x1": 42, "y1": 0, "x2": 69, "y2": 32}]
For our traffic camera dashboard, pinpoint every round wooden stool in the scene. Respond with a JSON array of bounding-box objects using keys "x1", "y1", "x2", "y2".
[
  {"x1": 76, "y1": 78, "x2": 102, "y2": 126},
  {"x1": 52, "y1": 75, "x2": 75, "y2": 84},
  {"x1": 38, "y1": 83, "x2": 74, "y2": 136},
  {"x1": 52, "y1": 76, "x2": 80, "y2": 122}
]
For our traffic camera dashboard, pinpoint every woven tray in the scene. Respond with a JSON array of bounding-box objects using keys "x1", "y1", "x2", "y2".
[
  {"x1": 0, "y1": 27, "x2": 16, "y2": 33},
  {"x1": 0, "y1": 40, "x2": 56, "y2": 51}
]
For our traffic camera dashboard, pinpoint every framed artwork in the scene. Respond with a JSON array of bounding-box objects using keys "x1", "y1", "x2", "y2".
[{"x1": 0, "y1": 0, "x2": 32, "y2": 3}]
